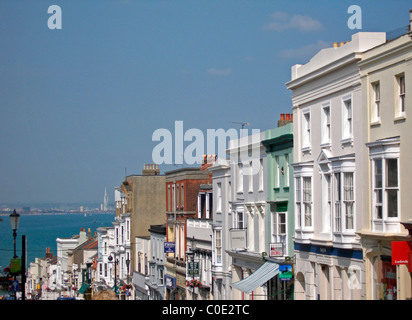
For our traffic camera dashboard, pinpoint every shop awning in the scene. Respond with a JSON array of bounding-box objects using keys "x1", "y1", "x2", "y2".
[{"x1": 232, "y1": 261, "x2": 279, "y2": 294}]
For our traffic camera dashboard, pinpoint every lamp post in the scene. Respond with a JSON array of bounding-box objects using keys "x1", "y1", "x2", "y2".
[
  {"x1": 9, "y1": 209, "x2": 20, "y2": 300},
  {"x1": 108, "y1": 252, "x2": 118, "y2": 297},
  {"x1": 10, "y1": 210, "x2": 20, "y2": 258}
]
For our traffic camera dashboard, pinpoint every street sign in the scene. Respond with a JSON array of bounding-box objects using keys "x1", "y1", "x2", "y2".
[
  {"x1": 10, "y1": 258, "x2": 21, "y2": 274},
  {"x1": 11, "y1": 280, "x2": 19, "y2": 292},
  {"x1": 187, "y1": 262, "x2": 199, "y2": 276}
]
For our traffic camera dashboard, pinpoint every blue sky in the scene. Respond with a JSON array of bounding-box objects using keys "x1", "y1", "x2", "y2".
[{"x1": 0, "y1": 0, "x2": 410, "y2": 205}]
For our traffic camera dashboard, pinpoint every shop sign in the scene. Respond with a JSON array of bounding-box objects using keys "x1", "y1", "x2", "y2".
[
  {"x1": 165, "y1": 275, "x2": 176, "y2": 290},
  {"x1": 10, "y1": 258, "x2": 21, "y2": 274},
  {"x1": 164, "y1": 242, "x2": 175, "y2": 253},
  {"x1": 391, "y1": 241, "x2": 411, "y2": 265},
  {"x1": 279, "y1": 264, "x2": 293, "y2": 281},
  {"x1": 230, "y1": 229, "x2": 247, "y2": 250},
  {"x1": 269, "y1": 243, "x2": 283, "y2": 257}
]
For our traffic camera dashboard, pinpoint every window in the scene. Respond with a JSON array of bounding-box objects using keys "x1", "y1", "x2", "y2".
[
  {"x1": 215, "y1": 230, "x2": 222, "y2": 264},
  {"x1": 259, "y1": 159, "x2": 264, "y2": 191},
  {"x1": 296, "y1": 176, "x2": 312, "y2": 228},
  {"x1": 237, "y1": 163, "x2": 243, "y2": 193},
  {"x1": 334, "y1": 172, "x2": 355, "y2": 232},
  {"x1": 158, "y1": 268, "x2": 164, "y2": 285},
  {"x1": 372, "y1": 82, "x2": 380, "y2": 122},
  {"x1": 322, "y1": 174, "x2": 332, "y2": 233},
  {"x1": 342, "y1": 96, "x2": 352, "y2": 141},
  {"x1": 343, "y1": 172, "x2": 354, "y2": 230},
  {"x1": 295, "y1": 177, "x2": 302, "y2": 228},
  {"x1": 303, "y1": 177, "x2": 312, "y2": 227},
  {"x1": 284, "y1": 154, "x2": 290, "y2": 188},
  {"x1": 275, "y1": 156, "x2": 280, "y2": 188},
  {"x1": 233, "y1": 210, "x2": 245, "y2": 229},
  {"x1": 368, "y1": 137, "x2": 401, "y2": 233},
  {"x1": 216, "y1": 182, "x2": 222, "y2": 212},
  {"x1": 248, "y1": 161, "x2": 253, "y2": 193},
  {"x1": 373, "y1": 158, "x2": 399, "y2": 219},
  {"x1": 272, "y1": 211, "x2": 287, "y2": 255},
  {"x1": 302, "y1": 110, "x2": 311, "y2": 150},
  {"x1": 397, "y1": 74, "x2": 405, "y2": 116},
  {"x1": 322, "y1": 103, "x2": 331, "y2": 144}
]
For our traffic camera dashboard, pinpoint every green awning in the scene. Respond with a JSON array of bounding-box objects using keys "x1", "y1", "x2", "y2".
[{"x1": 78, "y1": 283, "x2": 89, "y2": 294}]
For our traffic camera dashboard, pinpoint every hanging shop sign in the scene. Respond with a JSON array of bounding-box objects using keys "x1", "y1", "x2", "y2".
[
  {"x1": 269, "y1": 243, "x2": 283, "y2": 257},
  {"x1": 391, "y1": 241, "x2": 411, "y2": 265},
  {"x1": 164, "y1": 242, "x2": 176, "y2": 253},
  {"x1": 279, "y1": 264, "x2": 293, "y2": 281},
  {"x1": 10, "y1": 258, "x2": 21, "y2": 274}
]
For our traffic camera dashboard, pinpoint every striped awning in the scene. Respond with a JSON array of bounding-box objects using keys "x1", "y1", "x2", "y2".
[{"x1": 232, "y1": 261, "x2": 279, "y2": 294}]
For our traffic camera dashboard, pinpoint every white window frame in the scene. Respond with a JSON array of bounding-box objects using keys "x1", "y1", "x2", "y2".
[
  {"x1": 321, "y1": 102, "x2": 331, "y2": 145},
  {"x1": 259, "y1": 158, "x2": 264, "y2": 192},
  {"x1": 214, "y1": 229, "x2": 222, "y2": 265},
  {"x1": 271, "y1": 211, "x2": 288, "y2": 256},
  {"x1": 367, "y1": 137, "x2": 400, "y2": 233},
  {"x1": 248, "y1": 161, "x2": 253, "y2": 193},
  {"x1": 233, "y1": 210, "x2": 245, "y2": 229},
  {"x1": 341, "y1": 95, "x2": 353, "y2": 143},
  {"x1": 237, "y1": 163, "x2": 243, "y2": 193},
  {"x1": 302, "y1": 109, "x2": 311, "y2": 152},
  {"x1": 295, "y1": 175, "x2": 313, "y2": 229},
  {"x1": 372, "y1": 82, "x2": 381, "y2": 123},
  {"x1": 275, "y1": 155, "x2": 280, "y2": 188},
  {"x1": 284, "y1": 154, "x2": 290, "y2": 188},
  {"x1": 396, "y1": 74, "x2": 405, "y2": 117},
  {"x1": 216, "y1": 182, "x2": 222, "y2": 213}
]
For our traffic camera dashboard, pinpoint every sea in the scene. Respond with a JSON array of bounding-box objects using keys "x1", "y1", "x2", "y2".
[{"x1": 0, "y1": 212, "x2": 115, "y2": 275}]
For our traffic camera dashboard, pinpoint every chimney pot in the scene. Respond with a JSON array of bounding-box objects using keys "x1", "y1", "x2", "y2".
[
  {"x1": 280, "y1": 113, "x2": 285, "y2": 120},
  {"x1": 333, "y1": 42, "x2": 339, "y2": 48}
]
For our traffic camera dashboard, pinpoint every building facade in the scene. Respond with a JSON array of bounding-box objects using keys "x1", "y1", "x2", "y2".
[
  {"x1": 228, "y1": 130, "x2": 268, "y2": 299},
  {"x1": 358, "y1": 20, "x2": 412, "y2": 300},
  {"x1": 164, "y1": 165, "x2": 211, "y2": 300},
  {"x1": 146, "y1": 224, "x2": 167, "y2": 300},
  {"x1": 262, "y1": 117, "x2": 294, "y2": 300},
  {"x1": 209, "y1": 158, "x2": 233, "y2": 300},
  {"x1": 286, "y1": 32, "x2": 387, "y2": 300}
]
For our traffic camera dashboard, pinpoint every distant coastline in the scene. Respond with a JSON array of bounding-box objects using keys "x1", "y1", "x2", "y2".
[{"x1": 0, "y1": 211, "x2": 115, "y2": 217}]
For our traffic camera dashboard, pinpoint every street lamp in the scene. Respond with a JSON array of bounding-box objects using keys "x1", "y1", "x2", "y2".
[
  {"x1": 108, "y1": 253, "x2": 118, "y2": 297},
  {"x1": 10, "y1": 209, "x2": 20, "y2": 258}
]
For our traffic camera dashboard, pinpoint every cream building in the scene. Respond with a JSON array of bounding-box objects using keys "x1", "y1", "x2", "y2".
[
  {"x1": 286, "y1": 32, "x2": 387, "y2": 300},
  {"x1": 358, "y1": 13, "x2": 412, "y2": 300}
]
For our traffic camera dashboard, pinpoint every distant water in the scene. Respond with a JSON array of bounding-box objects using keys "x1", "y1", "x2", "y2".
[{"x1": 0, "y1": 213, "x2": 115, "y2": 272}]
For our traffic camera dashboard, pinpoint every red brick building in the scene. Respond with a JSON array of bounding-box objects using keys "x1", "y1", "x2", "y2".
[{"x1": 164, "y1": 156, "x2": 214, "y2": 300}]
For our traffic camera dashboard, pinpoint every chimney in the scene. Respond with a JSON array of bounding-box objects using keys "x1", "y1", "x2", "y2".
[
  {"x1": 45, "y1": 247, "x2": 53, "y2": 259},
  {"x1": 409, "y1": 9, "x2": 412, "y2": 32},
  {"x1": 277, "y1": 113, "x2": 293, "y2": 127},
  {"x1": 201, "y1": 154, "x2": 216, "y2": 170},
  {"x1": 142, "y1": 164, "x2": 160, "y2": 176},
  {"x1": 88, "y1": 228, "x2": 92, "y2": 239}
]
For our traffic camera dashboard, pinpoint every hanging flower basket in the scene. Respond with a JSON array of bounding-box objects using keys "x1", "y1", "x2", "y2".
[{"x1": 185, "y1": 279, "x2": 202, "y2": 288}]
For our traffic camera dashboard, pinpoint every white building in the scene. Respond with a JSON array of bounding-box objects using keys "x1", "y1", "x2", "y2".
[
  {"x1": 209, "y1": 158, "x2": 233, "y2": 300},
  {"x1": 286, "y1": 32, "x2": 386, "y2": 300},
  {"x1": 226, "y1": 130, "x2": 269, "y2": 300},
  {"x1": 55, "y1": 228, "x2": 88, "y2": 293},
  {"x1": 146, "y1": 224, "x2": 166, "y2": 300}
]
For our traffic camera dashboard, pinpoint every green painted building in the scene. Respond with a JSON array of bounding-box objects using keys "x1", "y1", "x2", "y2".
[{"x1": 262, "y1": 119, "x2": 294, "y2": 300}]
